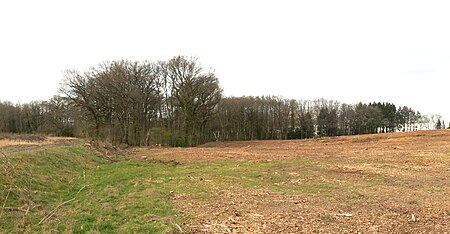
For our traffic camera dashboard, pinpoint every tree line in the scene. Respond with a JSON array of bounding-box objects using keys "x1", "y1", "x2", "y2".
[
  {"x1": 215, "y1": 97, "x2": 445, "y2": 141},
  {"x1": 0, "y1": 56, "x2": 446, "y2": 146}
]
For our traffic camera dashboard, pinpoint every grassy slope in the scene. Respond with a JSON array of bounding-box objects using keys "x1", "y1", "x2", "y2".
[
  {"x1": 0, "y1": 143, "x2": 105, "y2": 232},
  {"x1": 1, "y1": 143, "x2": 200, "y2": 233}
]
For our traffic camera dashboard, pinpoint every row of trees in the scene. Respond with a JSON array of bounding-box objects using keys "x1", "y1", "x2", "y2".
[
  {"x1": 0, "y1": 56, "x2": 446, "y2": 146},
  {"x1": 214, "y1": 96, "x2": 445, "y2": 141},
  {"x1": 3, "y1": 95, "x2": 444, "y2": 145},
  {"x1": 0, "y1": 97, "x2": 74, "y2": 136}
]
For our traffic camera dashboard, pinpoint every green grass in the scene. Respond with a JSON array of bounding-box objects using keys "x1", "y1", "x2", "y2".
[
  {"x1": 0, "y1": 143, "x2": 108, "y2": 232},
  {"x1": 58, "y1": 161, "x2": 186, "y2": 233},
  {"x1": 1, "y1": 144, "x2": 384, "y2": 233},
  {"x1": 320, "y1": 213, "x2": 336, "y2": 222}
]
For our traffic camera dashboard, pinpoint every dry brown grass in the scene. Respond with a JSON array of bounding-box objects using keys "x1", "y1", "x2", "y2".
[
  {"x1": 0, "y1": 139, "x2": 39, "y2": 147},
  {"x1": 0, "y1": 134, "x2": 77, "y2": 148}
]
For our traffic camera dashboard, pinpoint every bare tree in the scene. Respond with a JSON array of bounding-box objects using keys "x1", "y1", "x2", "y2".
[{"x1": 166, "y1": 56, "x2": 222, "y2": 146}]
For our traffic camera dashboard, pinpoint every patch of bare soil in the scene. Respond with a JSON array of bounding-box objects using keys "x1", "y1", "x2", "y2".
[
  {"x1": 172, "y1": 189, "x2": 450, "y2": 233},
  {"x1": 135, "y1": 130, "x2": 450, "y2": 233}
]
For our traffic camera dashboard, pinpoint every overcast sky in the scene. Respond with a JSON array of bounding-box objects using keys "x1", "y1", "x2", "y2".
[{"x1": 0, "y1": 0, "x2": 449, "y2": 122}]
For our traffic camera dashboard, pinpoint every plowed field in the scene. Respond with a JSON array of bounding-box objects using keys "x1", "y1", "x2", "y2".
[{"x1": 133, "y1": 130, "x2": 450, "y2": 233}]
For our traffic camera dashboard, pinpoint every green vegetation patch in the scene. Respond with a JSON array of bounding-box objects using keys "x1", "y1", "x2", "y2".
[
  {"x1": 55, "y1": 160, "x2": 186, "y2": 233},
  {"x1": 0, "y1": 144, "x2": 107, "y2": 233}
]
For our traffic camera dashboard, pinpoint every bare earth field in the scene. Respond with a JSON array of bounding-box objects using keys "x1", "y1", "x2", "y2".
[{"x1": 133, "y1": 130, "x2": 450, "y2": 233}]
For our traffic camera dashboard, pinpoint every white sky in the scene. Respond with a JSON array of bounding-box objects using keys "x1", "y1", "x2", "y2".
[{"x1": 0, "y1": 0, "x2": 449, "y2": 122}]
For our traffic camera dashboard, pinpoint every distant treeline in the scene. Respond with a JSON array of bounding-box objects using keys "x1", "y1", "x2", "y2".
[{"x1": 0, "y1": 56, "x2": 446, "y2": 146}]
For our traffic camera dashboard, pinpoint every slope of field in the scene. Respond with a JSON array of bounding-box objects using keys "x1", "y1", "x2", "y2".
[
  {"x1": 0, "y1": 139, "x2": 186, "y2": 233},
  {"x1": 133, "y1": 130, "x2": 450, "y2": 233},
  {"x1": 0, "y1": 140, "x2": 107, "y2": 233}
]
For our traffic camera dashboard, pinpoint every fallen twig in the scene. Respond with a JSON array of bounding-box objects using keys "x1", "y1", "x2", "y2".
[
  {"x1": 411, "y1": 213, "x2": 416, "y2": 222},
  {"x1": 336, "y1": 213, "x2": 353, "y2": 217},
  {"x1": 0, "y1": 184, "x2": 12, "y2": 219},
  {"x1": 83, "y1": 169, "x2": 86, "y2": 185},
  {"x1": 38, "y1": 182, "x2": 88, "y2": 225},
  {"x1": 0, "y1": 150, "x2": 16, "y2": 170},
  {"x1": 20, "y1": 203, "x2": 32, "y2": 231},
  {"x1": 76, "y1": 185, "x2": 87, "y2": 195},
  {"x1": 175, "y1": 223, "x2": 184, "y2": 233},
  {"x1": 25, "y1": 204, "x2": 30, "y2": 215},
  {"x1": 38, "y1": 197, "x2": 76, "y2": 225}
]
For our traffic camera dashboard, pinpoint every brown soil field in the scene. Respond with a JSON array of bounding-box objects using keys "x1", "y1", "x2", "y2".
[{"x1": 133, "y1": 130, "x2": 450, "y2": 233}]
